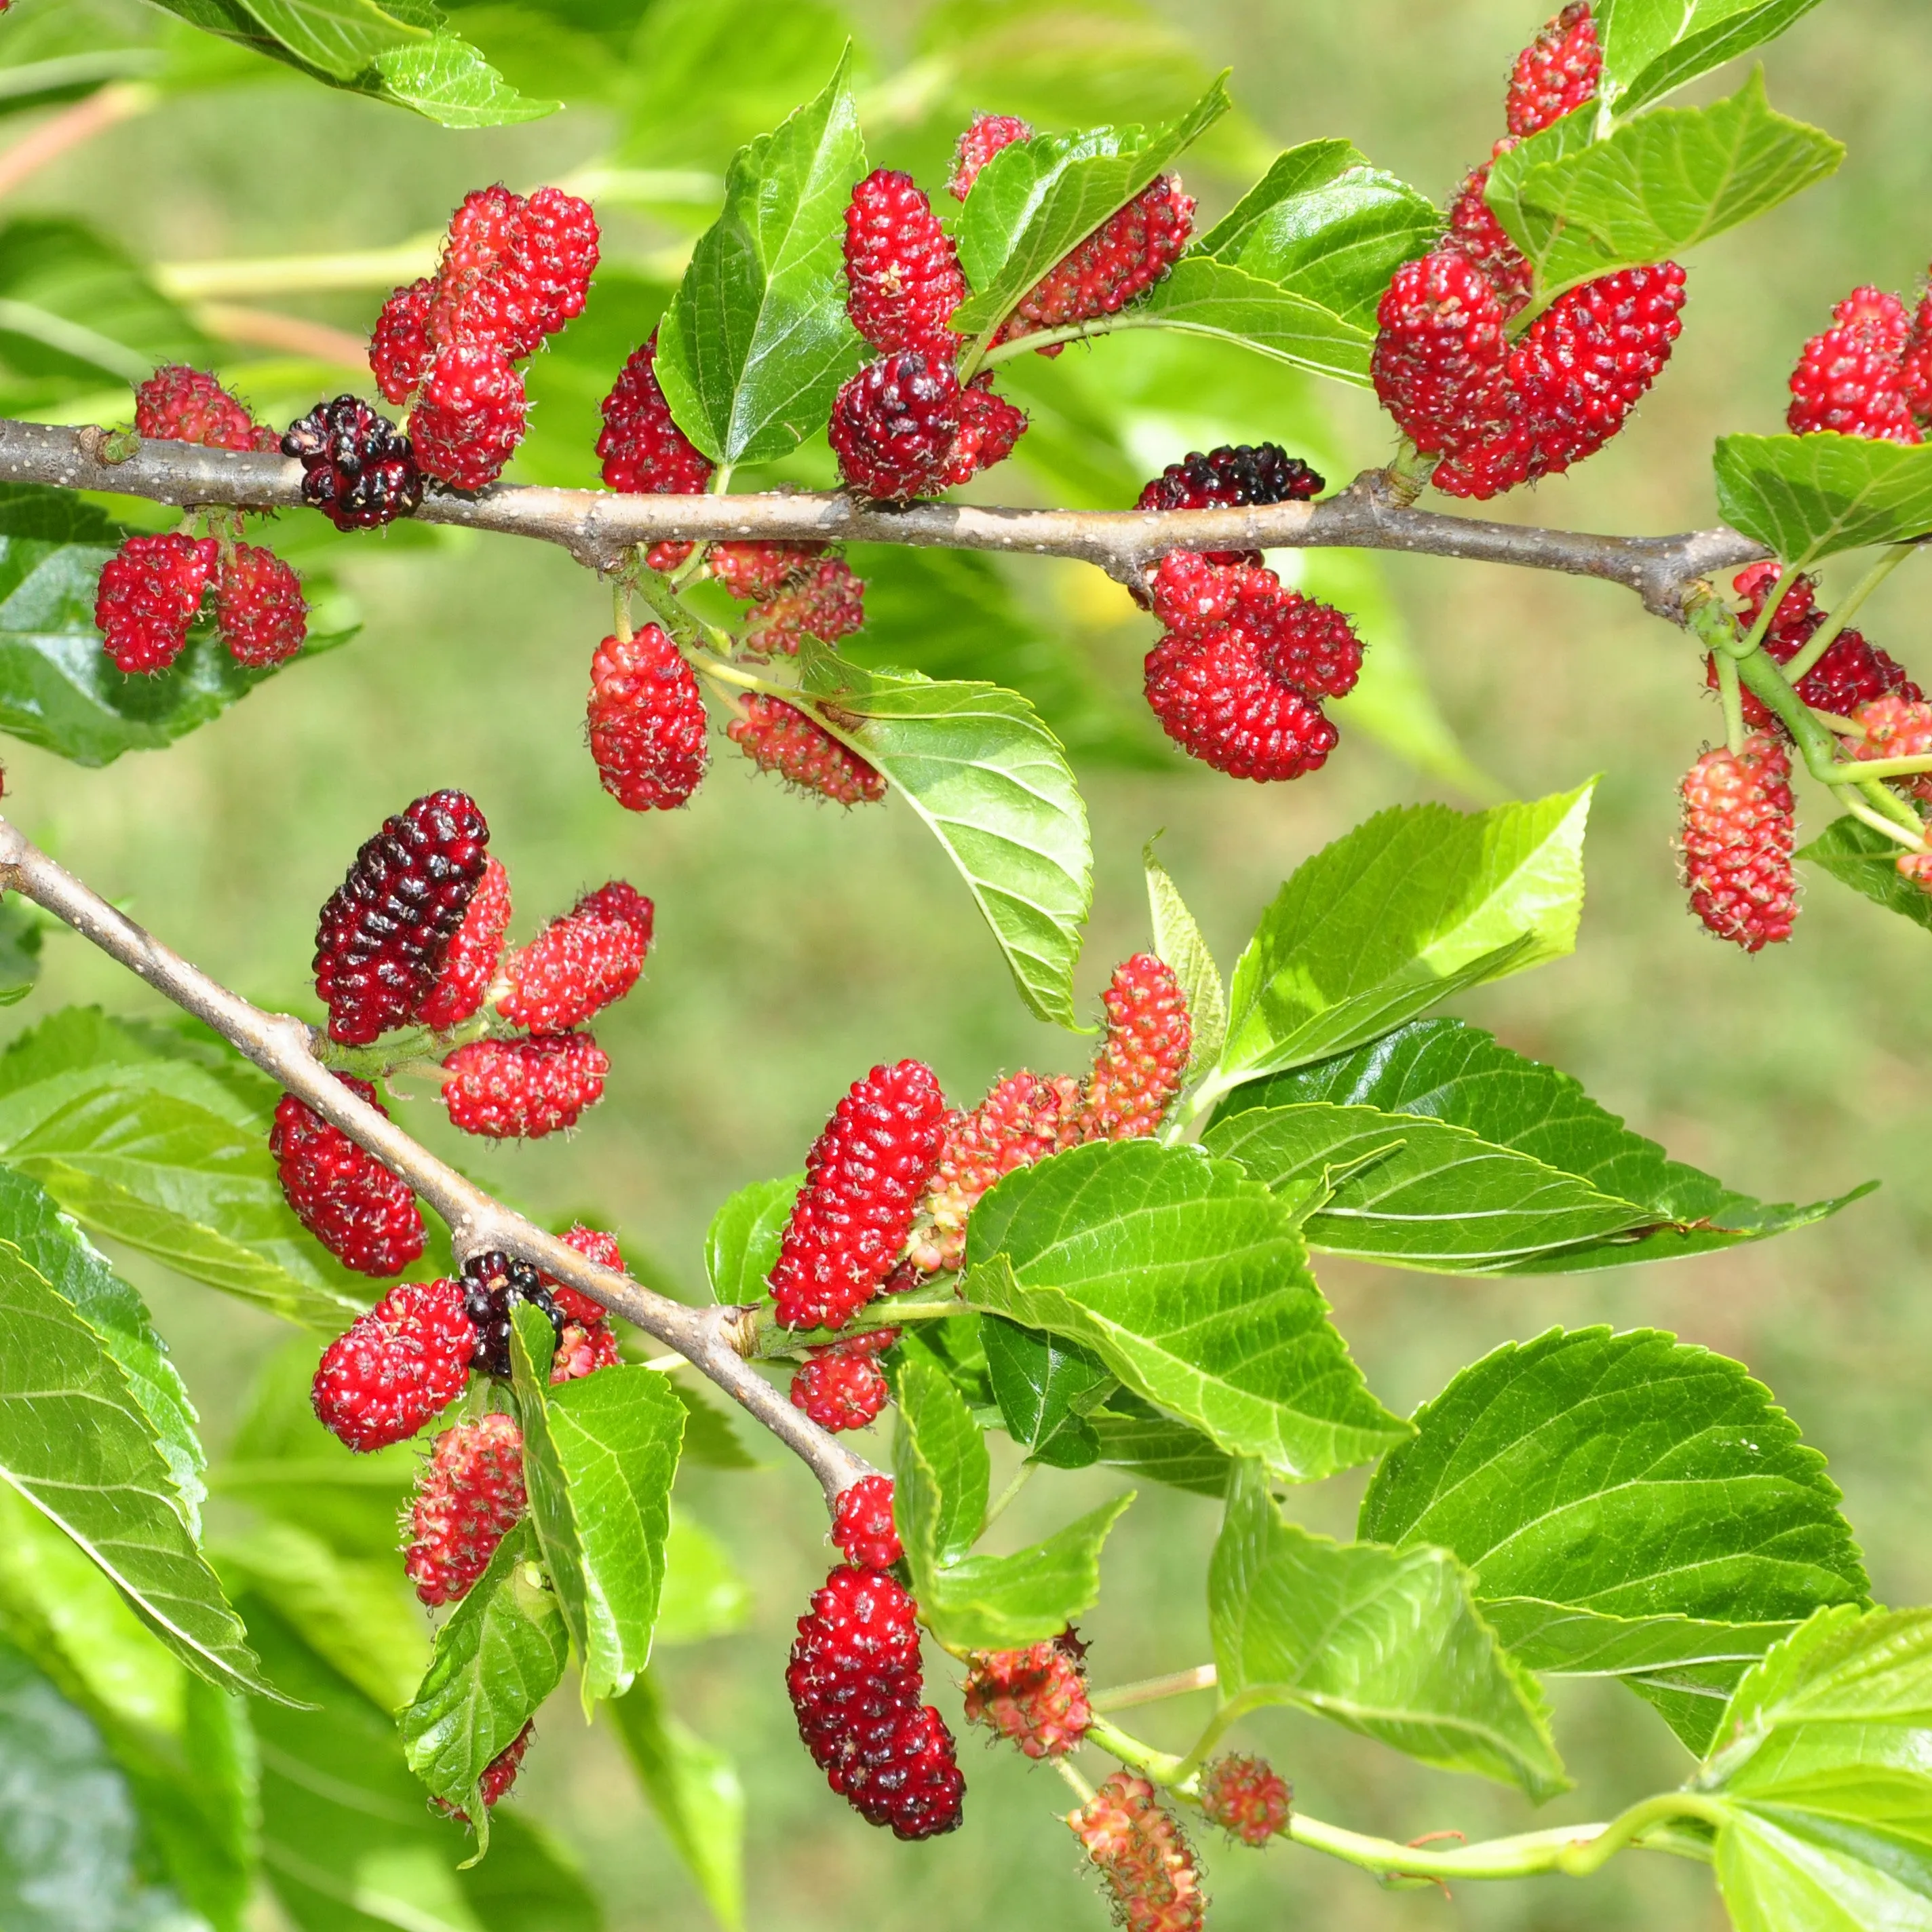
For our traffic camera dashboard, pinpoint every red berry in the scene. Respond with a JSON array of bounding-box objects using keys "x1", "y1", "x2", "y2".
[
  {"x1": 948, "y1": 113, "x2": 1032, "y2": 201},
  {"x1": 741, "y1": 558, "x2": 867, "y2": 658},
  {"x1": 1136, "y1": 444, "x2": 1325, "y2": 567},
  {"x1": 94, "y1": 533, "x2": 218, "y2": 674},
  {"x1": 1851, "y1": 695, "x2": 1932, "y2": 807},
  {"x1": 831, "y1": 1474, "x2": 902, "y2": 1570},
  {"x1": 1507, "y1": 261, "x2": 1687, "y2": 475},
  {"x1": 998, "y1": 177, "x2": 1194, "y2": 351},
  {"x1": 786, "y1": 1564, "x2": 965, "y2": 1840},
  {"x1": 270, "y1": 1074, "x2": 425, "y2": 1278},
  {"x1": 598, "y1": 329, "x2": 715, "y2": 496},
  {"x1": 215, "y1": 543, "x2": 307, "y2": 668},
  {"x1": 134, "y1": 365, "x2": 270, "y2": 452},
  {"x1": 1446, "y1": 155, "x2": 1532, "y2": 315},
  {"x1": 1902, "y1": 292, "x2": 1932, "y2": 424},
  {"x1": 1082, "y1": 953, "x2": 1191, "y2": 1141},
  {"x1": 727, "y1": 693, "x2": 887, "y2": 805},
  {"x1": 540, "y1": 1222, "x2": 625, "y2": 1327},
  {"x1": 1148, "y1": 554, "x2": 1362, "y2": 699},
  {"x1": 500, "y1": 186, "x2": 600, "y2": 340},
  {"x1": 431, "y1": 186, "x2": 526, "y2": 338},
  {"x1": 551, "y1": 1319, "x2": 622, "y2": 1382},
  {"x1": 282, "y1": 396, "x2": 423, "y2": 530},
  {"x1": 908, "y1": 1070, "x2": 1083, "y2": 1273},
  {"x1": 829, "y1": 349, "x2": 963, "y2": 500},
  {"x1": 370, "y1": 279, "x2": 435, "y2": 406},
  {"x1": 1507, "y1": 1, "x2": 1601, "y2": 136},
  {"x1": 769, "y1": 1060, "x2": 947, "y2": 1331},
  {"x1": 441, "y1": 1033, "x2": 608, "y2": 1140},
  {"x1": 419, "y1": 855, "x2": 512, "y2": 1030},
  {"x1": 1067, "y1": 1772, "x2": 1203, "y2": 1932},
  {"x1": 790, "y1": 1334, "x2": 895, "y2": 1431},
  {"x1": 1679, "y1": 733, "x2": 1797, "y2": 952},
  {"x1": 708, "y1": 541, "x2": 824, "y2": 602},
  {"x1": 1144, "y1": 625, "x2": 1339, "y2": 781},
  {"x1": 844, "y1": 168, "x2": 966, "y2": 357},
  {"x1": 587, "y1": 625, "x2": 710, "y2": 811},
  {"x1": 412, "y1": 344, "x2": 528, "y2": 490},
  {"x1": 1787, "y1": 286, "x2": 1922, "y2": 443},
  {"x1": 311, "y1": 1278, "x2": 474, "y2": 1453},
  {"x1": 404, "y1": 1412, "x2": 526, "y2": 1606},
  {"x1": 497, "y1": 883, "x2": 653, "y2": 1032},
  {"x1": 313, "y1": 790, "x2": 490, "y2": 1046},
  {"x1": 963, "y1": 1641, "x2": 1092, "y2": 1758},
  {"x1": 1199, "y1": 1754, "x2": 1291, "y2": 1847},
  {"x1": 1717, "y1": 563, "x2": 1920, "y2": 728},
  {"x1": 436, "y1": 1718, "x2": 535, "y2": 1821},
  {"x1": 420, "y1": 185, "x2": 594, "y2": 364},
  {"x1": 940, "y1": 374, "x2": 1028, "y2": 485}
]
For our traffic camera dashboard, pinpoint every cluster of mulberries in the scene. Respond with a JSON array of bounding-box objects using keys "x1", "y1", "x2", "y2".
[
  {"x1": 1787, "y1": 272, "x2": 1932, "y2": 442},
  {"x1": 370, "y1": 185, "x2": 600, "y2": 489},
  {"x1": 1371, "y1": 5, "x2": 1688, "y2": 499}
]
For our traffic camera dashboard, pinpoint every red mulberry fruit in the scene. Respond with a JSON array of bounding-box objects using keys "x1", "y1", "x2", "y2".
[
  {"x1": 948, "y1": 112, "x2": 1032, "y2": 200},
  {"x1": 844, "y1": 168, "x2": 966, "y2": 356},
  {"x1": 831, "y1": 1474, "x2": 902, "y2": 1570},
  {"x1": 1144, "y1": 625, "x2": 1339, "y2": 781},
  {"x1": 1137, "y1": 444, "x2": 1324, "y2": 566},
  {"x1": 134, "y1": 366, "x2": 272, "y2": 452},
  {"x1": 727, "y1": 693, "x2": 886, "y2": 805},
  {"x1": 404, "y1": 1412, "x2": 526, "y2": 1606},
  {"x1": 791, "y1": 1332, "x2": 896, "y2": 1431},
  {"x1": 214, "y1": 543, "x2": 307, "y2": 668},
  {"x1": 311, "y1": 1277, "x2": 474, "y2": 1452},
  {"x1": 1718, "y1": 562, "x2": 1920, "y2": 729},
  {"x1": 1902, "y1": 292, "x2": 1932, "y2": 424},
  {"x1": 1199, "y1": 1754, "x2": 1291, "y2": 1847},
  {"x1": 1787, "y1": 286, "x2": 1922, "y2": 443},
  {"x1": 418, "y1": 854, "x2": 512, "y2": 1030},
  {"x1": 1446, "y1": 157, "x2": 1532, "y2": 316},
  {"x1": 271, "y1": 1074, "x2": 424, "y2": 1277},
  {"x1": 370, "y1": 279, "x2": 435, "y2": 406},
  {"x1": 1679, "y1": 733, "x2": 1797, "y2": 952},
  {"x1": 436, "y1": 1718, "x2": 535, "y2": 1821},
  {"x1": 997, "y1": 177, "x2": 1193, "y2": 351},
  {"x1": 94, "y1": 533, "x2": 218, "y2": 675},
  {"x1": 411, "y1": 344, "x2": 528, "y2": 490},
  {"x1": 597, "y1": 328, "x2": 714, "y2": 496},
  {"x1": 1507, "y1": 2, "x2": 1601, "y2": 137},
  {"x1": 497, "y1": 883, "x2": 653, "y2": 1032},
  {"x1": 769, "y1": 1060, "x2": 946, "y2": 1331},
  {"x1": 587, "y1": 625, "x2": 710, "y2": 811},
  {"x1": 828, "y1": 349, "x2": 962, "y2": 500},
  {"x1": 1081, "y1": 953, "x2": 1191, "y2": 1141},
  {"x1": 741, "y1": 558, "x2": 866, "y2": 658},
  {"x1": 940, "y1": 374, "x2": 1028, "y2": 485},
  {"x1": 708, "y1": 541, "x2": 824, "y2": 602},
  {"x1": 539, "y1": 1222, "x2": 625, "y2": 1328},
  {"x1": 441, "y1": 1033, "x2": 608, "y2": 1140},
  {"x1": 552, "y1": 1320, "x2": 621, "y2": 1383}
]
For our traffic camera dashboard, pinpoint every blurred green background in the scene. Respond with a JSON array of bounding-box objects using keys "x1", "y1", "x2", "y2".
[{"x1": 3, "y1": 0, "x2": 1931, "y2": 1927}]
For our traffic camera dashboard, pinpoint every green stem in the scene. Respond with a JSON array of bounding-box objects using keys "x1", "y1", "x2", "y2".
[
  {"x1": 1830, "y1": 751, "x2": 1932, "y2": 781},
  {"x1": 1088, "y1": 1665, "x2": 1218, "y2": 1714},
  {"x1": 315, "y1": 1010, "x2": 502, "y2": 1079},
  {"x1": 1779, "y1": 541, "x2": 1922, "y2": 687},
  {"x1": 1830, "y1": 783, "x2": 1927, "y2": 849},
  {"x1": 1082, "y1": 1715, "x2": 1189, "y2": 1786},
  {"x1": 979, "y1": 1458, "x2": 1036, "y2": 1532},
  {"x1": 743, "y1": 1298, "x2": 965, "y2": 1358},
  {"x1": 1714, "y1": 649, "x2": 1745, "y2": 755}
]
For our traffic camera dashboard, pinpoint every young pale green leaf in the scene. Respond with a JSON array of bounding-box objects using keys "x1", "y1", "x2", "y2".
[
  {"x1": 952, "y1": 78, "x2": 1231, "y2": 345},
  {"x1": 1199, "y1": 138, "x2": 1440, "y2": 330},
  {"x1": 656, "y1": 1511, "x2": 752, "y2": 1647},
  {"x1": 1221, "y1": 1017, "x2": 1870, "y2": 1271},
  {"x1": 1143, "y1": 841, "x2": 1226, "y2": 1075},
  {"x1": 920, "y1": 1494, "x2": 1134, "y2": 1652},
  {"x1": 1089, "y1": 1395, "x2": 1231, "y2": 1498},
  {"x1": 511, "y1": 1311, "x2": 686, "y2": 1706},
  {"x1": 244, "y1": 1594, "x2": 601, "y2": 1932},
  {"x1": 962, "y1": 1140, "x2": 1406, "y2": 1482},
  {"x1": 893, "y1": 1342, "x2": 990, "y2": 1571},
  {"x1": 1217, "y1": 786, "x2": 1591, "y2": 1089},
  {"x1": 370, "y1": 31, "x2": 558, "y2": 128},
  {"x1": 1113, "y1": 256, "x2": 1372, "y2": 385},
  {"x1": 231, "y1": 0, "x2": 423, "y2": 79},
  {"x1": 1800, "y1": 815, "x2": 1932, "y2": 931},
  {"x1": 1489, "y1": 73, "x2": 1841, "y2": 297},
  {"x1": 609, "y1": 1669, "x2": 746, "y2": 1932},
  {"x1": 703, "y1": 1172, "x2": 798, "y2": 1303},
  {"x1": 1206, "y1": 1102, "x2": 1655, "y2": 1271},
  {"x1": 1602, "y1": 0, "x2": 1827, "y2": 116},
  {"x1": 400, "y1": 1523, "x2": 569, "y2": 1851},
  {"x1": 1211, "y1": 1459, "x2": 1566, "y2": 1800},
  {"x1": 654, "y1": 51, "x2": 866, "y2": 465},
  {"x1": 981, "y1": 1314, "x2": 1114, "y2": 1466},
  {"x1": 1359, "y1": 1328, "x2": 1868, "y2": 1631},
  {"x1": 0, "y1": 1239, "x2": 277, "y2": 1701},
  {"x1": 1716, "y1": 433, "x2": 1932, "y2": 564},
  {"x1": 798, "y1": 643, "x2": 1092, "y2": 1027}
]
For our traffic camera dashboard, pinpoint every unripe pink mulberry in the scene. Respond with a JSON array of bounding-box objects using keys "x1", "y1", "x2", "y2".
[
  {"x1": 311, "y1": 1278, "x2": 474, "y2": 1452},
  {"x1": 1082, "y1": 954, "x2": 1191, "y2": 1140},
  {"x1": 1199, "y1": 1754, "x2": 1292, "y2": 1847},
  {"x1": 741, "y1": 558, "x2": 866, "y2": 657},
  {"x1": 727, "y1": 693, "x2": 887, "y2": 805},
  {"x1": 1679, "y1": 733, "x2": 1797, "y2": 951},
  {"x1": 963, "y1": 1640, "x2": 1092, "y2": 1758},
  {"x1": 831, "y1": 1474, "x2": 902, "y2": 1570},
  {"x1": 1067, "y1": 1772, "x2": 1203, "y2": 1932},
  {"x1": 94, "y1": 533, "x2": 219, "y2": 675},
  {"x1": 769, "y1": 1061, "x2": 946, "y2": 1331},
  {"x1": 419, "y1": 855, "x2": 512, "y2": 1030},
  {"x1": 1851, "y1": 694, "x2": 1932, "y2": 804},
  {"x1": 587, "y1": 625, "x2": 710, "y2": 811},
  {"x1": 843, "y1": 168, "x2": 965, "y2": 356},
  {"x1": 214, "y1": 543, "x2": 307, "y2": 668},
  {"x1": 404, "y1": 1412, "x2": 526, "y2": 1606},
  {"x1": 552, "y1": 1320, "x2": 621, "y2": 1382},
  {"x1": 441, "y1": 1033, "x2": 608, "y2": 1139},
  {"x1": 270, "y1": 1074, "x2": 425, "y2": 1277}
]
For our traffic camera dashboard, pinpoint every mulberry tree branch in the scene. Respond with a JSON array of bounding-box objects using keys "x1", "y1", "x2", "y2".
[
  {"x1": 0, "y1": 418, "x2": 1763, "y2": 617},
  {"x1": 0, "y1": 816, "x2": 875, "y2": 1506}
]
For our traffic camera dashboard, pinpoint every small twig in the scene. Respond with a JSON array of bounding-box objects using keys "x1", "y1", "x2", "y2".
[
  {"x1": 0, "y1": 83, "x2": 154, "y2": 202},
  {"x1": 1088, "y1": 1664, "x2": 1218, "y2": 1713},
  {"x1": 0, "y1": 817, "x2": 874, "y2": 1508},
  {"x1": 190, "y1": 304, "x2": 369, "y2": 368}
]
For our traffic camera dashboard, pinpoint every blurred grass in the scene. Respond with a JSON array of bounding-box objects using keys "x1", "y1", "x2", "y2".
[{"x1": 4, "y1": 1, "x2": 1932, "y2": 1928}]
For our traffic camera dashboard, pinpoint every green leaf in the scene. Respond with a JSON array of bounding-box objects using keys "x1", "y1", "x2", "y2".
[
  {"x1": 1199, "y1": 138, "x2": 1440, "y2": 330},
  {"x1": 670, "y1": 1385, "x2": 759, "y2": 1471},
  {"x1": 1210, "y1": 1458, "x2": 1566, "y2": 1800},
  {"x1": 1207, "y1": 1102, "x2": 1657, "y2": 1271},
  {"x1": 1217, "y1": 786, "x2": 1592, "y2": 1090},
  {"x1": 798, "y1": 642, "x2": 1093, "y2": 1028},
  {"x1": 511, "y1": 1309, "x2": 684, "y2": 1706},
  {"x1": 245, "y1": 1594, "x2": 602, "y2": 1932},
  {"x1": 892, "y1": 1342, "x2": 990, "y2": 1570},
  {"x1": 0, "y1": 898, "x2": 45, "y2": 1007},
  {"x1": 1601, "y1": 0, "x2": 1828, "y2": 116},
  {"x1": 1089, "y1": 1391, "x2": 1231, "y2": 1498},
  {"x1": 609, "y1": 1669, "x2": 745, "y2": 1932},
  {"x1": 1219, "y1": 1017, "x2": 1870, "y2": 1271},
  {"x1": 703, "y1": 1172, "x2": 798, "y2": 1305},
  {"x1": 1144, "y1": 841, "x2": 1225, "y2": 1075},
  {"x1": 952, "y1": 79, "x2": 1231, "y2": 345},
  {"x1": 963, "y1": 1140, "x2": 1406, "y2": 1481},
  {"x1": 655, "y1": 1511, "x2": 752, "y2": 1646},
  {"x1": 0, "y1": 1237, "x2": 277, "y2": 1700},
  {"x1": 400, "y1": 1522, "x2": 569, "y2": 1851},
  {"x1": 654, "y1": 50, "x2": 866, "y2": 465},
  {"x1": 981, "y1": 1313, "x2": 1114, "y2": 1466},
  {"x1": 1716, "y1": 433, "x2": 1932, "y2": 566},
  {"x1": 1119, "y1": 256, "x2": 1374, "y2": 385},
  {"x1": 371, "y1": 30, "x2": 558, "y2": 127},
  {"x1": 1801, "y1": 813, "x2": 1932, "y2": 929},
  {"x1": 234, "y1": 0, "x2": 424, "y2": 78},
  {"x1": 1489, "y1": 72, "x2": 1842, "y2": 298}
]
